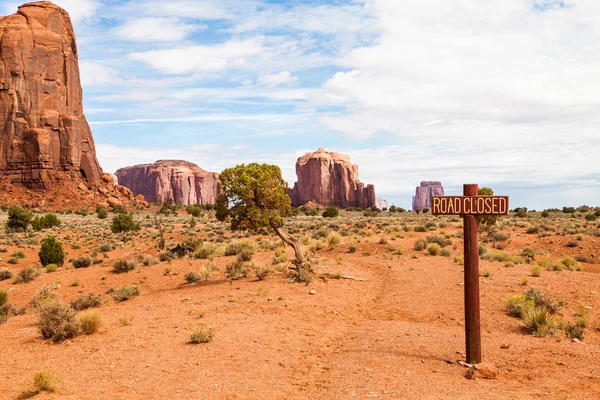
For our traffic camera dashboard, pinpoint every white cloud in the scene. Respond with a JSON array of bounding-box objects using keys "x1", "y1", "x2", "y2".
[
  {"x1": 132, "y1": 0, "x2": 260, "y2": 20},
  {"x1": 3, "y1": 0, "x2": 100, "y2": 23},
  {"x1": 257, "y1": 71, "x2": 298, "y2": 87},
  {"x1": 79, "y1": 61, "x2": 119, "y2": 86},
  {"x1": 114, "y1": 17, "x2": 204, "y2": 42}
]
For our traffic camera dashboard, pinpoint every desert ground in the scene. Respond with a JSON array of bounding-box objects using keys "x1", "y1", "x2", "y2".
[{"x1": 1, "y1": 207, "x2": 599, "y2": 399}]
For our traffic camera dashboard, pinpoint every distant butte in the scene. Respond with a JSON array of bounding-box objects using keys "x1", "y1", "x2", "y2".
[
  {"x1": 288, "y1": 148, "x2": 376, "y2": 209},
  {"x1": 115, "y1": 160, "x2": 222, "y2": 206},
  {"x1": 412, "y1": 181, "x2": 445, "y2": 211}
]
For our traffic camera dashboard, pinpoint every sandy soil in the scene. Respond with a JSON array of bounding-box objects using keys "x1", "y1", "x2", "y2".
[{"x1": 0, "y1": 212, "x2": 599, "y2": 399}]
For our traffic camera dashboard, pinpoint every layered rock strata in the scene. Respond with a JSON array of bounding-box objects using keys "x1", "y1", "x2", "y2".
[
  {"x1": 412, "y1": 181, "x2": 445, "y2": 211},
  {"x1": 115, "y1": 160, "x2": 221, "y2": 205},
  {"x1": 288, "y1": 148, "x2": 376, "y2": 209}
]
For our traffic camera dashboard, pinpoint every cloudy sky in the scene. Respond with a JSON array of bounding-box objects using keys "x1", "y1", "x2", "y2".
[{"x1": 4, "y1": 0, "x2": 599, "y2": 209}]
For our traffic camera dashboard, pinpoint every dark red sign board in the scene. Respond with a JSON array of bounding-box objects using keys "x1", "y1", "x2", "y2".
[{"x1": 431, "y1": 196, "x2": 509, "y2": 216}]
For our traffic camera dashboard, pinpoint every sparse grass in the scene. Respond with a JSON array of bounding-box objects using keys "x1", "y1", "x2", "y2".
[
  {"x1": 327, "y1": 232, "x2": 341, "y2": 249},
  {"x1": 521, "y1": 307, "x2": 556, "y2": 337},
  {"x1": 427, "y1": 243, "x2": 441, "y2": 256},
  {"x1": 119, "y1": 314, "x2": 135, "y2": 326},
  {"x1": 254, "y1": 265, "x2": 272, "y2": 280},
  {"x1": 454, "y1": 253, "x2": 464, "y2": 265},
  {"x1": 531, "y1": 265, "x2": 542, "y2": 277},
  {"x1": 110, "y1": 285, "x2": 140, "y2": 302},
  {"x1": 189, "y1": 326, "x2": 215, "y2": 344}
]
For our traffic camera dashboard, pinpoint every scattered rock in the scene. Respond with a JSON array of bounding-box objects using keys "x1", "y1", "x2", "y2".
[
  {"x1": 465, "y1": 363, "x2": 498, "y2": 380},
  {"x1": 309, "y1": 290, "x2": 317, "y2": 295}
]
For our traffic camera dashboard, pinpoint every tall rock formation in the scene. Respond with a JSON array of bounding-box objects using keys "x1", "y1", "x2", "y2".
[
  {"x1": 412, "y1": 181, "x2": 444, "y2": 211},
  {"x1": 0, "y1": 1, "x2": 102, "y2": 188},
  {"x1": 376, "y1": 198, "x2": 388, "y2": 210},
  {"x1": 288, "y1": 148, "x2": 376, "y2": 209},
  {"x1": 115, "y1": 160, "x2": 221, "y2": 206}
]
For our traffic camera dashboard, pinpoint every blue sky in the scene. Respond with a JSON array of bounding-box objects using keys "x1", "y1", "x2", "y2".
[{"x1": 4, "y1": 0, "x2": 599, "y2": 210}]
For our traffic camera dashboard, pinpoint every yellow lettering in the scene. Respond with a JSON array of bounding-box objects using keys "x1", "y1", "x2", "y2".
[
  {"x1": 485, "y1": 197, "x2": 492, "y2": 214},
  {"x1": 477, "y1": 197, "x2": 485, "y2": 214},
  {"x1": 454, "y1": 197, "x2": 462, "y2": 214},
  {"x1": 440, "y1": 197, "x2": 447, "y2": 213},
  {"x1": 448, "y1": 197, "x2": 455, "y2": 214},
  {"x1": 433, "y1": 197, "x2": 441, "y2": 214},
  {"x1": 492, "y1": 198, "x2": 498, "y2": 214},
  {"x1": 499, "y1": 197, "x2": 507, "y2": 214},
  {"x1": 463, "y1": 197, "x2": 471, "y2": 214}
]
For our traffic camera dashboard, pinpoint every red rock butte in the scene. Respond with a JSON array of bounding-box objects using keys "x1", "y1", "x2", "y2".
[
  {"x1": 0, "y1": 1, "x2": 102, "y2": 189},
  {"x1": 412, "y1": 181, "x2": 445, "y2": 211},
  {"x1": 115, "y1": 160, "x2": 222, "y2": 206},
  {"x1": 288, "y1": 148, "x2": 376, "y2": 209}
]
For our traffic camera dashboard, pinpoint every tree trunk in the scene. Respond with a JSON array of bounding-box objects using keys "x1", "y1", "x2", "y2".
[{"x1": 270, "y1": 223, "x2": 308, "y2": 269}]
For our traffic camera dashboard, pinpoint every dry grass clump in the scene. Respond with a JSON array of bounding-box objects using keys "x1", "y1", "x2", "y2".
[
  {"x1": 72, "y1": 256, "x2": 92, "y2": 269},
  {"x1": 70, "y1": 293, "x2": 102, "y2": 311},
  {"x1": 189, "y1": 326, "x2": 215, "y2": 344},
  {"x1": 79, "y1": 310, "x2": 102, "y2": 334},
  {"x1": 13, "y1": 267, "x2": 42, "y2": 284},
  {"x1": 110, "y1": 285, "x2": 140, "y2": 302},
  {"x1": 113, "y1": 259, "x2": 138, "y2": 274},
  {"x1": 18, "y1": 370, "x2": 61, "y2": 399},
  {"x1": 505, "y1": 288, "x2": 563, "y2": 337},
  {"x1": 0, "y1": 269, "x2": 12, "y2": 281},
  {"x1": 185, "y1": 271, "x2": 202, "y2": 284},
  {"x1": 427, "y1": 243, "x2": 441, "y2": 256}
]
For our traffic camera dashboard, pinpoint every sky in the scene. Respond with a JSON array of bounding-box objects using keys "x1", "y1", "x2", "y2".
[{"x1": 3, "y1": 0, "x2": 599, "y2": 210}]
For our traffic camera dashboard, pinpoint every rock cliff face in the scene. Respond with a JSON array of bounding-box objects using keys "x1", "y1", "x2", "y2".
[
  {"x1": 376, "y1": 198, "x2": 388, "y2": 210},
  {"x1": 115, "y1": 160, "x2": 221, "y2": 206},
  {"x1": 412, "y1": 181, "x2": 444, "y2": 211},
  {"x1": 0, "y1": 1, "x2": 102, "y2": 188},
  {"x1": 288, "y1": 148, "x2": 376, "y2": 209}
]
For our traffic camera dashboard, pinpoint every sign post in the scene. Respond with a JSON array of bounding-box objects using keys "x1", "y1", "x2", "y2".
[{"x1": 432, "y1": 184, "x2": 509, "y2": 364}]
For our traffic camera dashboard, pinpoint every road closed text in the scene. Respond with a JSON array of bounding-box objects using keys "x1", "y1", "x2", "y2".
[{"x1": 431, "y1": 196, "x2": 509, "y2": 216}]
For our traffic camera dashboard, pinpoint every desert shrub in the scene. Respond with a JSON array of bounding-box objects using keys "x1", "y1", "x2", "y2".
[
  {"x1": 521, "y1": 307, "x2": 556, "y2": 337},
  {"x1": 7, "y1": 257, "x2": 18, "y2": 264},
  {"x1": 37, "y1": 300, "x2": 79, "y2": 342},
  {"x1": 186, "y1": 204, "x2": 203, "y2": 217},
  {"x1": 414, "y1": 225, "x2": 427, "y2": 232},
  {"x1": 427, "y1": 243, "x2": 441, "y2": 256},
  {"x1": 110, "y1": 285, "x2": 140, "y2": 302},
  {"x1": 311, "y1": 228, "x2": 330, "y2": 239},
  {"x1": 557, "y1": 257, "x2": 583, "y2": 271},
  {"x1": 254, "y1": 265, "x2": 272, "y2": 280},
  {"x1": 99, "y1": 243, "x2": 113, "y2": 252},
  {"x1": 111, "y1": 213, "x2": 140, "y2": 233},
  {"x1": 29, "y1": 285, "x2": 59, "y2": 311},
  {"x1": 585, "y1": 213, "x2": 597, "y2": 221},
  {"x1": 189, "y1": 326, "x2": 215, "y2": 344},
  {"x1": 201, "y1": 261, "x2": 217, "y2": 281},
  {"x1": 322, "y1": 206, "x2": 339, "y2": 218},
  {"x1": 531, "y1": 265, "x2": 542, "y2": 277},
  {"x1": 327, "y1": 232, "x2": 341, "y2": 248},
  {"x1": 454, "y1": 253, "x2": 465, "y2": 265},
  {"x1": 484, "y1": 250, "x2": 510, "y2": 262},
  {"x1": 19, "y1": 370, "x2": 61, "y2": 399},
  {"x1": 426, "y1": 235, "x2": 452, "y2": 248},
  {"x1": 524, "y1": 287, "x2": 563, "y2": 313},
  {"x1": 38, "y1": 236, "x2": 65, "y2": 266},
  {"x1": 31, "y1": 214, "x2": 61, "y2": 231},
  {"x1": 72, "y1": 256, "x2": 92, "y2": 269},
  {"x1": 440, "y1": 248, "x2": 451, "y2": 257},
  {"x1": 113, "y1": 259, "x2": 137, "y2": 274},
  {"x1": 271, "y1": 247, "x2": 288, "y2": 265},
  {"x1": 13, "y1": 267, "x2": 42, "y2": 284},
  {"x1": 158, "y1": 252, "x2": 172, "y2": 262},
  {"x1": 140, "y1": 254, "x2": 159, "y2": 266},
  {"x1": 185, "y1": 271, "x2": 202, "y2": 283},
  {"x1": 0, "y1": 269, "x2": 12, "y2": 281},
  {"x1": 193, "y1": 243, "x2": 216, "y2": 259},
  {"x1": 521, "y1": 247, "x2": 535, "y2": 261},
  {"x1": 478, "y1": 243, "x2": 487, "y2": 256},
  {"x1": 505, "y1": 295, "x2": 535, "y2": 318},
  {"x1": 566, "y1": 240, "x2": 579, "y2": 248},
  {"x1": 12, "y1": 251, "x2": 26, "y2": 259},
  {"x1": 79, "y1": 310, "x2": 102, "y2": 335},
  {"x1": 70, "y1": 293, "x2": 102, "y2": 311},
  {"x1": 226, "y1": 258, "x2": 248, "y2": 279},
  {"x1": 45, "y1": 264, "x2": 58, "y2": 273},
  {"x1": 526, "y1": 226, "x2": 539, "y2": 234},
  {"x1": 414, "y1": 239, "x2": 427, "y2": 251},
  {"x1": 97, "y1": 207, "x2": 108, "y2": 219},
  {"x1": 0, "y1": 288, "x2": 12, "y2": 323},
  {"x1": 7, "y1": 205, "x2": 33, "y2": 232},
  {"x1": 348, "y1": 245, "x2": 357, "y2": 253},
  {"x1": 224, "y1": 241, "x2": 254, "y2": 261}
]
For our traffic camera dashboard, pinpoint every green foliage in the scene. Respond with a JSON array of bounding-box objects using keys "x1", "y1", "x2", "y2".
[
  {"x1": 38, "y1": 236, "x2": 65, "y2": 266},
  {"x1": 32, "y1": 214, "x2": 61, "y2": 231},
  {"x1": 216, "y1": 163, "x2": 291, "y2": 231},
  {"x1": 7, "y1": 205, "x2": 33, "y2": 232},
  {"x1": 97, "y1": 208, "x2": 108, "y2": 219},
  {"x1": 585, "y1": 213, "x2": 597, "y2": 221},
  {"x1": 224, "y1": 241, "x2": 255, "y2": 261},
  {"x1": 477, "y1": 187, "x2": 499, "y2": 225},
  {"x1": 72, "y1": 257, "x2": 92, "y2": 269},
  {"x1": 113, "y1": 259, "x2": 137, "y2": 274},
  {"x1": 426, "y1": 235, "x2": 452, "y2": 248},
  {"x1": 521, "y1": 307, "x2": 556, "y2": 337},
  {"x1": 111, "y1": 213, "x2": 140, "y2": 233},
  {"x1": 186, "y1": 204, "x2": 203, "y2": 217},
  {"x1": 18, "y1": 370, "x2": 60, "y2": 399},
  {"x1": 322, "y1": 206, "x2": 339, "y2": 218}
]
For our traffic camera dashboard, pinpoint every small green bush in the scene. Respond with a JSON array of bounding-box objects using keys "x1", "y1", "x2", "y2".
[
  {"x1": 521, "y1": 307, "x2": 555, "y2": 337},
  {"x1": 186, "y1": 205, "x2": 203, "y2": 217},
  {"x1": 224, "y1": 241, "x2": 254, "y2": 261},
  {"x1": 97, "y1": 208, "x2": 108, "y2": 219},
  {"x1": 111, "y1": 213, "x2": 140, "y2": 233},
  {"x1": 32, "y1": 214, "x2": 61, "y2": 231},
  {"x1": 38, "y1": 236, "x2": 65, "y2": 266},
  {"x1": 322, "y1": 206, "x2": 339, "y2": 218},
  {"x1": 7, "y1": 205, "x2": 33, "y2": 232}
]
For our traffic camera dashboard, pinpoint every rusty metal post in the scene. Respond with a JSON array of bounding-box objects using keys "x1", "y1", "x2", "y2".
[{"x1": 463, "y1": 184, "x2": 481, "y2": 364}]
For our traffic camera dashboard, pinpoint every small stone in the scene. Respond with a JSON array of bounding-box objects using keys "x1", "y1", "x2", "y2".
[
  {"x1": 267, "y1": 297, "x2": 274, "y2": 301},
  {"x1": 309, "y1": 290, "x2": 316, "y2": 295},
  {"x1": 500, "y1": 344, "x2": 510, "y2": 349},
  {"x1": 572, "y1": 338, "x2": 585, "y2": 344},
  {"x1": 465, "y1": 363, "x2": 498, "y2": 380}
]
